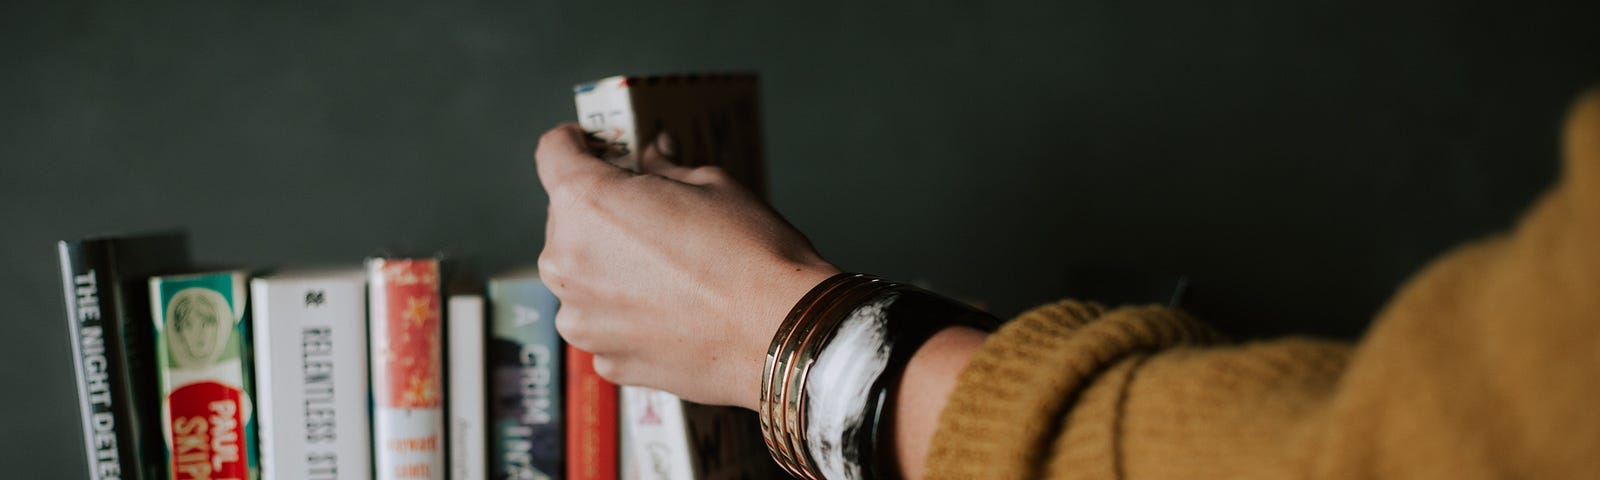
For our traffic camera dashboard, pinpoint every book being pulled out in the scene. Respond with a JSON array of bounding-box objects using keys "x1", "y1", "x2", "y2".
[
  {"x1": 574, "y1": 73, "x2": 787, "y2": 480},
  {"x1": 574, "y1": 73, "x2": 766, "y2": 199}
]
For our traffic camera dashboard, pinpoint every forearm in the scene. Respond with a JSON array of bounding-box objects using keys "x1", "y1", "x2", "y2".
[{"x1": 891, "y1": 326, "x2": 989, "y2": 479}]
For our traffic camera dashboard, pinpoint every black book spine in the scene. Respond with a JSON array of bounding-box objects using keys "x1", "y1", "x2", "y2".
[
  {"x1": 59, "y1": 238, "x2": 174, "y2": 480},
  {"x1": 59, "y1": 240, "x2": 139, "y2": 480}
]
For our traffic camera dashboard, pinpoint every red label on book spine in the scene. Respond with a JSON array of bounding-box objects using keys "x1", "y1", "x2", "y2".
[
  {"x1": 378, "y1": 261, "x2": 442, "y2": 409},
  {"x1": 370, "y1": 258, "x2": 445, "y2": 480},
  {"x1": 566, "y1": 345, "x2": 617, "y2": 480},
  {"x1": 168, "y1": 381, "x2": 247, "y2": 480}
]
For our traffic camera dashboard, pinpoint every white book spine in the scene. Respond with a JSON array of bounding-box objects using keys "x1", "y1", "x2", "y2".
[
  {"x1": 619, "y1": 386, "x2": 694, "y2": 480},
  {"x1": 447, "y1": 295, "x2": 487, "y2": 480},
  {"x1": 251, "y1": 271, "x2": 372, "y2": 480}
]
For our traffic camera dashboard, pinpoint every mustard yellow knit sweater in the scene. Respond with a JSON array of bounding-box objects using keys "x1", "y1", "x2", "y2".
[{"x1": 928, "y1": 90, "x2": 1600, "y2": 479}]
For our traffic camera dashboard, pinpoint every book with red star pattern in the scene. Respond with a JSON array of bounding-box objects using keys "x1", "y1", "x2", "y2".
[{"x1": 368, "y1": 258, "x2": 445, "y2": 480}]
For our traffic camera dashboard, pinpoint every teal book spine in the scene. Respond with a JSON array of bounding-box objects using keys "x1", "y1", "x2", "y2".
[{"x1": 487, "y1": 272, "x2": 563, "y2": 480}]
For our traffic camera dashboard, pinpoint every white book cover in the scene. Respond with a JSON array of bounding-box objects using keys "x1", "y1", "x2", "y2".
[
  {"x1": 447, "y1": 294, "x2": 487, "y2": 480},
  {"x1": 619, "y1": 387, "x2": 693, "y2": 480},
  {"x1": 251, "y1": 268, "x2": 372, "y2": 480}
]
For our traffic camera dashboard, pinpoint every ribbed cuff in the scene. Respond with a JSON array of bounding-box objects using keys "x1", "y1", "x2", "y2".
[{"x1": 926, "y1": 300, "x2": 1219, "y2": 479}]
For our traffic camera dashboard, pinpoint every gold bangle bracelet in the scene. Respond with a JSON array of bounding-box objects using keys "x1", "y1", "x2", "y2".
[
  {"x1": 761, "y1": 273, "x2": 861, "y2": 478},
  {"x1": 761, "y1": 273, "x2": 884, "y2": 479}
]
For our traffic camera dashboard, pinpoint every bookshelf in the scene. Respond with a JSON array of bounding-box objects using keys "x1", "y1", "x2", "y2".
[{"x1": 10, "y1": 1, "x2": 1596, "y2": 478}]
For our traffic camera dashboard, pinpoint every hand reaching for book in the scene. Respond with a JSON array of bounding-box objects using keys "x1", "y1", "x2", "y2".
[{"x1": 534, "y1": 123, "x2": 840, "y2": 409}]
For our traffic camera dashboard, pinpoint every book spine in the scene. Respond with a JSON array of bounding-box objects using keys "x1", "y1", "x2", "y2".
[
  {"x1": 618, "y1": 387, "x2": 693, "y2": 480},
  {"x1": 252, "y1": 274, "x2": 372, "y2": 480},
  {"x1": 574, "y1": 77, "x2": 640, "y2": 171},
  {"x1": 446, "y1": 294, "x2": 487, "y2": 480},
  {"x1": 487, "y1": 278, "x2": 563, "y2": 480},
  {"x1": 150, "y1": 271, "x2": 259, "y2": 480},
  {"x1": 566, "y1": 345, "x2": 617, "y2": 480},
  {"x1": 368, "y1": 258, "x2": 445, "y2": 480},
  {"x1": 59, "y1": 241, "x2": 143, "y2": 480}
]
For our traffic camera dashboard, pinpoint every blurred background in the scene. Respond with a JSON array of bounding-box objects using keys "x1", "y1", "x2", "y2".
[{"x1": 4, "y1": 0, "x2": 1598, "y2": 475}]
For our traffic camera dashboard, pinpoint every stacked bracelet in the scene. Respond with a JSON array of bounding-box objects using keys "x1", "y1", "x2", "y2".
[{"x1": 760, "y1": 273, "x2": 999, "y2": 479}]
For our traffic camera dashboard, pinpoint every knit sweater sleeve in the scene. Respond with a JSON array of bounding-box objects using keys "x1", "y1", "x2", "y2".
[{"x1": 926, "y1": 89, "x2": 1600, "y2": 479}]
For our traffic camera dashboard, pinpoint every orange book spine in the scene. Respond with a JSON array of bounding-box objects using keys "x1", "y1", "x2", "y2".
[{"x1": 565, "y1": 345, "x2": 617, "y2": 480}]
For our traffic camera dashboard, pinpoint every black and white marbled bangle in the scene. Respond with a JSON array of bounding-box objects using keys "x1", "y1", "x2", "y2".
[{"x1": 760, "y1": 273, "x2": 999, "y2": 480}]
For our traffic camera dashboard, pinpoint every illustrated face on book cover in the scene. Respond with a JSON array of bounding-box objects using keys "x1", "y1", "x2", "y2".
[{"x1": 167, "y1": 288, "x2": 232, "y2": 368}]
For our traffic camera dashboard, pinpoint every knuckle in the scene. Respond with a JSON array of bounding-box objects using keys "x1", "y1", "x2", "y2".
[
  {"x1": 536, "y1": 253, "x2": 564, "y2": 283},
  {"x1": 692, "y1": 165, "x2": 730, "y2": 183},
  {"x1": 553, "y1": 310, "x2": 585, "y2": 344},
  {"x1": 550, "y1": 174, "x2": 606, "y2": 209},
  {"x1": 591, "y1": 356, "x2": 626, "y2": 384}
]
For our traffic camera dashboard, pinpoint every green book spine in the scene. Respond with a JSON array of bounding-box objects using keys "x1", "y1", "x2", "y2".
[
  {"x1": 487, "y1": 272, "x2": 563, "y2": 480},
  {"x1": 150, "y1": 271, "x2": 259, "y2": 480}
]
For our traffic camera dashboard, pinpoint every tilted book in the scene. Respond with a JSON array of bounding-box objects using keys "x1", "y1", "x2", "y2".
[
  {"x1": 368, "y1": 258, "x2": 446, "y2": 480},
  {"x1": 149, "y1": 270, "x2": 260, "y2": 480},
  {"x1": 486, "y1": 270, "x2": 564, "y2": 480},
  {"x1": 251, "y1": 268, "x2": 372, "y2": 480},
  {"x1": 58, "y1": 232, "x2": 190, "y2": 480},
  {"x1": 574, "y1": 74, "x2": 787, "y2": 479},
  {"x1": 446, "y1": 293, "x2": 487, "y2": 480}
]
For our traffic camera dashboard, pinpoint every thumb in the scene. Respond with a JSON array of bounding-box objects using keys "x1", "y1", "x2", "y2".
[{"x1": 535, "y1": 123, "x2": 625, "y2": 197}]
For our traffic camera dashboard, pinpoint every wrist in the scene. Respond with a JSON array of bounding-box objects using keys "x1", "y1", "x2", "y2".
[
  {"x1": 891, "y1": 326, "x2": 989, "y2": 479},
  {"x1": 735, "y1": 261, "x2": 839, "y2": 410}
]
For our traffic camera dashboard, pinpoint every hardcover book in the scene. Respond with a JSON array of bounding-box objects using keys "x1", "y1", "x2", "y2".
[
  {"x1": 573, "y1": 73, "x2": 766, "y2": 198},
  {"x1": 251, "y1": 268, "x2": 372, "y2": 480},
  {"x1": 149, "y1": 270, "x2": 259, "y2": 480},
  {"x1": 57, "y1": 232, "x2": 190, "y2": 480},
  {"x1": 487, "y1": 270, "x2": 564, "y2": 480},
  {"x1": 574, "y1": 74, "x2": 786, "y2": 479},
  {"x1": 447, "y1": 293, "x2": 487, "y2": 480},
  {"x1": 368, "y1": 258, "x2": 446, "y2": 480}
]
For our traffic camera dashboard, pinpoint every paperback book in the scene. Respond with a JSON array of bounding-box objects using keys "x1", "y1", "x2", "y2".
[
  {"x1": 368, "y1": 258, "x2": 446, "y2": 480},
  {"x1": 487, "y1": 270, "x2": 564, "y2": 480},
  {"x1": 149, "y1": 270, "x2": 259, "y2": 480},
  {"x1": 566, "y1": 345, "x2": 617, "y2": 480},
  {"x1": 447, "y1": 293, "x2": 487, "y2": 480},
  {"x1": 57, "y1": 232, "x2": 190, "y2": 480},
  {"x1": 251, "y1": 268, "x2": 372, "y2": 480}
]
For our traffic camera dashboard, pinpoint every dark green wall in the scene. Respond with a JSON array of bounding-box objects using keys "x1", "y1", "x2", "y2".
[{"x1": 4, "y1": 1, "x2": 1597, "y2": 476}]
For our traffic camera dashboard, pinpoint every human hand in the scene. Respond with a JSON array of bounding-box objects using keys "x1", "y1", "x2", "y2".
[{"x1": 535, "y1": 123, "x2": 840, "y2": 410}]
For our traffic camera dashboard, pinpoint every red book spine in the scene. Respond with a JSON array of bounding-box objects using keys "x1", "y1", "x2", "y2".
[
  {"x1": 369, "y1": 258, "x2": 445, "y2": 480},
  {"x1": 566, "y1": 345, "x2": 618, "y2": 480}
]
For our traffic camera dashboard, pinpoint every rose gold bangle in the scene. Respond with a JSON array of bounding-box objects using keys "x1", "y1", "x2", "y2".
[{"x1": 760, "y1": 273, "x2": 883, "y2": 479}]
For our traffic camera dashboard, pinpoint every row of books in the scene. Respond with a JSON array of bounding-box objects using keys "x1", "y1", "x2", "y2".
[
  {"x1": 58, "y1": 233, "x2": 784, "y2": 480},
  {"x1": 61, "y1": 72, "x2": 781, "y2": 480}
]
